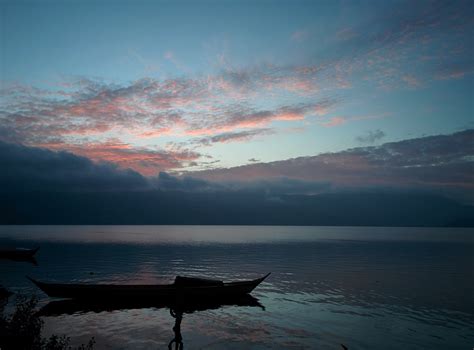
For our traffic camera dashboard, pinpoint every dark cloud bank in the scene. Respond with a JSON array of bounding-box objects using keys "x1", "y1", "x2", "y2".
[{"x1": 1, "y1": 130, "x2": 473, "y2": 226}]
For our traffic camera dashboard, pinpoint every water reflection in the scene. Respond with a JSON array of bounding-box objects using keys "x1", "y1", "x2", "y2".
[
  {"x1": 0, "y1": 256, "x2": 37, "y2": 266},
  {"x1": 38, "y1": 295, "x2": 264, "y2": 349},
  {"x1": 169, "y1": 308, "x2": 183, "y2": 350},
  {"x1": 0, "y1": 226, "x2": 473, "y2": 349}
]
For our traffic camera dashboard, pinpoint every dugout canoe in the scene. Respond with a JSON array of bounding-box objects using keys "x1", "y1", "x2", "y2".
[
  {"x1": 27, "y1": 273, "x2": 270, "y2": 300},
  {"x1": 0, "y1": 247, "x2": 39, "y2": 260}
]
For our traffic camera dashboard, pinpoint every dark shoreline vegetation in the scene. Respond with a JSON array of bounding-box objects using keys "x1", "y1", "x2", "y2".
[{"x1": 0, "y1": 295, "x2": 95, "y2": 350}]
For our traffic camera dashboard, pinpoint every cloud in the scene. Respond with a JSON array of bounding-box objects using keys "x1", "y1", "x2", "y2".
[
  {"x1": 324, "y1": 0, "x2": 474, "y2": 90},
  {"x1": 401, "y1": 75, "x2": 421, "y2": 88},
  {"x1": 152, "y1": 171, "x2": 332, "y2": 196},
  {"x1": 7, "y1": 0, "x2": 469, "y2": 158},
  {"x1": 0, "y1": 140, "x2": 150, "y2": 192},
  {"x1": 0, "y1": 0, "x2": 471, "y2": 178},
  {"x1": 194, "y1": 128, "x2": 274, "y2": 146},
  {"x1": 152, "y1": 171, "x2": 217, "y2": 192},
  {"x1": 186, "y1": 99, "x2": 339, "y2": 135},
  {"x1": 356, "y1": 129, "x2": 386, "y2": 144},
  {"x1": 435, "y1": 61, "x2": 474, "y2": 80},
  {"x1": 318, "y1": 116, "x2": 346, "y2": 127},
  {"x1": 229, "y1": 177, "x2": 331, "y2": 196},
  {"x1": 342, "y1": 0, "x2": 472, "y2": 56},
  {"x1": 0, "y1": 73, "x2": 335, "y2": 157},
  {"x1": 0, "y1": 137, "x2": 472, "y2": 225},
  {"x1": 214, "y1": 62, "x2": 325, "y2": 97},
  {"x1": 1, "y1": 75, "x2": 339, "y2": 174},
  {"x1": 8, "y1": 129, "x2": 473, "y2": 197},
  {"x1": 191, "y1": 105, "x2": 306, "y2": 133},
  {"x1": 315, "y1": 113, "x2": 387, "y2": 128},
  {"x1": 35, "y1": 139, "x2": 201, "y2": 176},
  {"x1": 335, "y1": 28, "x2": 357, "y2": 41},
  {"x1": 186, "y1": 129, "x2": 474, "y2": 198}
]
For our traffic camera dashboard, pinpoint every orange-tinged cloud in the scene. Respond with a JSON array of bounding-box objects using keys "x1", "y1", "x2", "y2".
[
  {"x1": 34, "y1": 139, "x2": 201, "y2": 176},
  {"x1": 319, "y1": 116, "x2": 346, "y2": 127}
]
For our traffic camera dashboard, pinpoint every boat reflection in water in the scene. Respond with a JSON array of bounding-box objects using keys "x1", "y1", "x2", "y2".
[{"x1": 38, "y1": 294, "x2": 265, "y2": 349}]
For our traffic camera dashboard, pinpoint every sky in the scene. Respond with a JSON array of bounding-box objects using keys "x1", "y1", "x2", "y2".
[{"x1": 0, "y1": 0, "x2": 473, "y2": 216}]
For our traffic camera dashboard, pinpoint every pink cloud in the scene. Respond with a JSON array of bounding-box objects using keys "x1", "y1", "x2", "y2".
[
  {"x1": 34, "y1": 139, "x2": 201, "y2": 176},
  {"x1": 319, "y1": 116, "x2": 347, "y2": 127},
  {"x1": 315, "y1": 113, "x2": 388, "y2": 128},
  {"x1": 184, "y1": 104, "x2": 316, "y2": 136},
  {"x1": 1, "y1": 77, "x2": 339, "y2": 146},
  {"x1": 138, "y1": 128, "x2": 174, "y2": 138},
  {"x1": 263, "y1": 77, "x2": 317, "y2": 95}
]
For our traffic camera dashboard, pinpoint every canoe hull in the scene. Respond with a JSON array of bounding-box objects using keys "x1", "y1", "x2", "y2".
[
  {"x1": 28, "y1": 274, "x2": 270, "y2": 300},
  {"x1": 0, "y1": 247, "x2": 39, "y2": 260}
]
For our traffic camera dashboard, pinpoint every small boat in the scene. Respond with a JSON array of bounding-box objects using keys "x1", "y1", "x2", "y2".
[
  {"x1": 0, "y1": 247, "x2": 39, "y2": 260},
  {"x1": 27, "y1": 273, "x2": 271, "y2": 300}
]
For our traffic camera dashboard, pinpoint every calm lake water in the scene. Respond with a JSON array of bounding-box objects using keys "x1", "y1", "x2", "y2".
[{"x1": 0, "y1": 226, "x2": 473, "y2": 349}]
